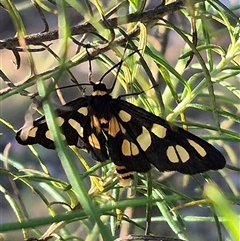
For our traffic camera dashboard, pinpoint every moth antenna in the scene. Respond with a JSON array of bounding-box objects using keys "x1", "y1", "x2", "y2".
[
  {"x1": 86, "y1": 48, "x2": 94, "y2": 84},
  {"x1": 97, "y1": 49, "x2": 139, "y2": 92},
  {"x1": 108, "y1": 49, "x2": 140, "y2": 93},
  {"x1": 54, "y1": 83, "x2": 92, "y2": 91}
]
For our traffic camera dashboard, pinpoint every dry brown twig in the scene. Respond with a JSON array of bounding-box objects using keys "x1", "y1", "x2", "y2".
[
  {"x1": 0, "y1": 1, "x2": 183, "y2": 49},
  {"x1": 0, "y1": 1, "x2": 184, "y2": 97}
]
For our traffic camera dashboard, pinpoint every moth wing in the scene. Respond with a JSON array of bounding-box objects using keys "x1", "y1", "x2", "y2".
[
  {"x1": 107, "y1": 99, "x2": 225, "y2": 174},
  {"x1": 16, "y1": 98, "x2": 90, "y2": 148}
]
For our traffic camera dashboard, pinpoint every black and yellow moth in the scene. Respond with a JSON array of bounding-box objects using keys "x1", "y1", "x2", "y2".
[{"x1": 16, "y1": 80, "x2": 226, "y2": 185}]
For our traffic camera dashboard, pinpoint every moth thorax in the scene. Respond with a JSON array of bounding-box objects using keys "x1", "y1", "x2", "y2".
[{"x1": 90, "y1": 95, "x2": 113, "y2": 119}]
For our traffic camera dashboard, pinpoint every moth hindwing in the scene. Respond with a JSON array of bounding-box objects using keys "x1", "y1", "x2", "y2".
[{"x1": 16, "y1": 82, "x2": 226, "y2": 184}]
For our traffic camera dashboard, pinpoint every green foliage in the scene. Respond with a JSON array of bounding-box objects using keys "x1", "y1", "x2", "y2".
[{"x1": 0, "y1": 1, "x2": 239, "y2": 241}]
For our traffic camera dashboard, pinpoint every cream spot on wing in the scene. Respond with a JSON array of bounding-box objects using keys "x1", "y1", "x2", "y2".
[
  {"x1": 45, "y1": 129, "x2": 65, "y2": 141},
  {"x1": 78, "y1": 107, "x2": 88, "y2": 116},
  {"x1": 68, "y1": 119, "x2": 84, "y2": 137},
  {"x1": 60, "y1": 133, "x2": 66, "y2": 141},
  {"x1": 131, "y1": 142, "x2": 139, "y2": 155},
  {"x1": 188, "y1": 139, "x2": 207, "y2": 157},
  {"x1": 45, "y1": 130, "x2": 53, "y2": 140},
  {"x1": 122, "y1": 140, "x2": 139, "y2": 156},
  {"x1": 119, "y1": 110, "x2": 131, "y2": 122},
  {"x1": 108, "y1": 117, "x2": 120, "y2": 137},
  {"x1": 88, "y1": 133, "x2": 100, "y2": 149},
  {"x1": 56, "y1": 116, "x2": 64, "y2": 126},
  {"x1": 119, "y1": 123, "x2": 126, "y2": 134},
  {"x1": 137, "y1": 126, "x2": 151, "y2": 151},
  {"x1": 28, "y1": 127, "x2": 38, "y2": 137},
  {"x1": 166, "y1": 146, "x2": 179, "y2": 163},
  {"x1": 91, "y1": 115, "x2": 101, "y2": 133},
  {"x1": 176, "y1": 145, "x2": 190, "y2": 163},
  {"x1": 151, "y1": 123, "x2": 167, "y2": 138},
  {"x1": 122, "y1": 139, "x2": 131, "y2": 156}
]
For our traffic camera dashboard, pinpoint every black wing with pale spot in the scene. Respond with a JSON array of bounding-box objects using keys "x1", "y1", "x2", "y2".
[
  {"x1": 80, "y1": 115, "x2": 109, "y2": 162},
  {"x1": 16, "y1": 97, "x2": 109, "y2": 162},
  {"x1": 16, "y1": 82, "x2": 226, "y2": 179},
  {"x1": 107, "y1": 99, "x2": 226, "y2": 174},
  {"x1": 16, "y1": 97, "x2": 89, "y2": 149}
]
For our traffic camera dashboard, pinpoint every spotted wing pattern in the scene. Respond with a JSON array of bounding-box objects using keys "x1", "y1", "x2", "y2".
[
  {"x1": 16, "y1": 83, "x2": 226, "y2": 185},
  {"x1": 107, "y1": 99, "x2": 225, "y2": 175}
]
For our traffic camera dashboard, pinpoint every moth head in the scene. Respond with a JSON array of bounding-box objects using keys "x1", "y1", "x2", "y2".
[{"x1": 92, "y1": 81, "x2": 108, "y2": 92}]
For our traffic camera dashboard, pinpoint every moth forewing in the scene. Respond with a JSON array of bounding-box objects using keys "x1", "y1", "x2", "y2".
[{"x1": 16, "y1": 78, "x2": 226, "y2": 184}]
